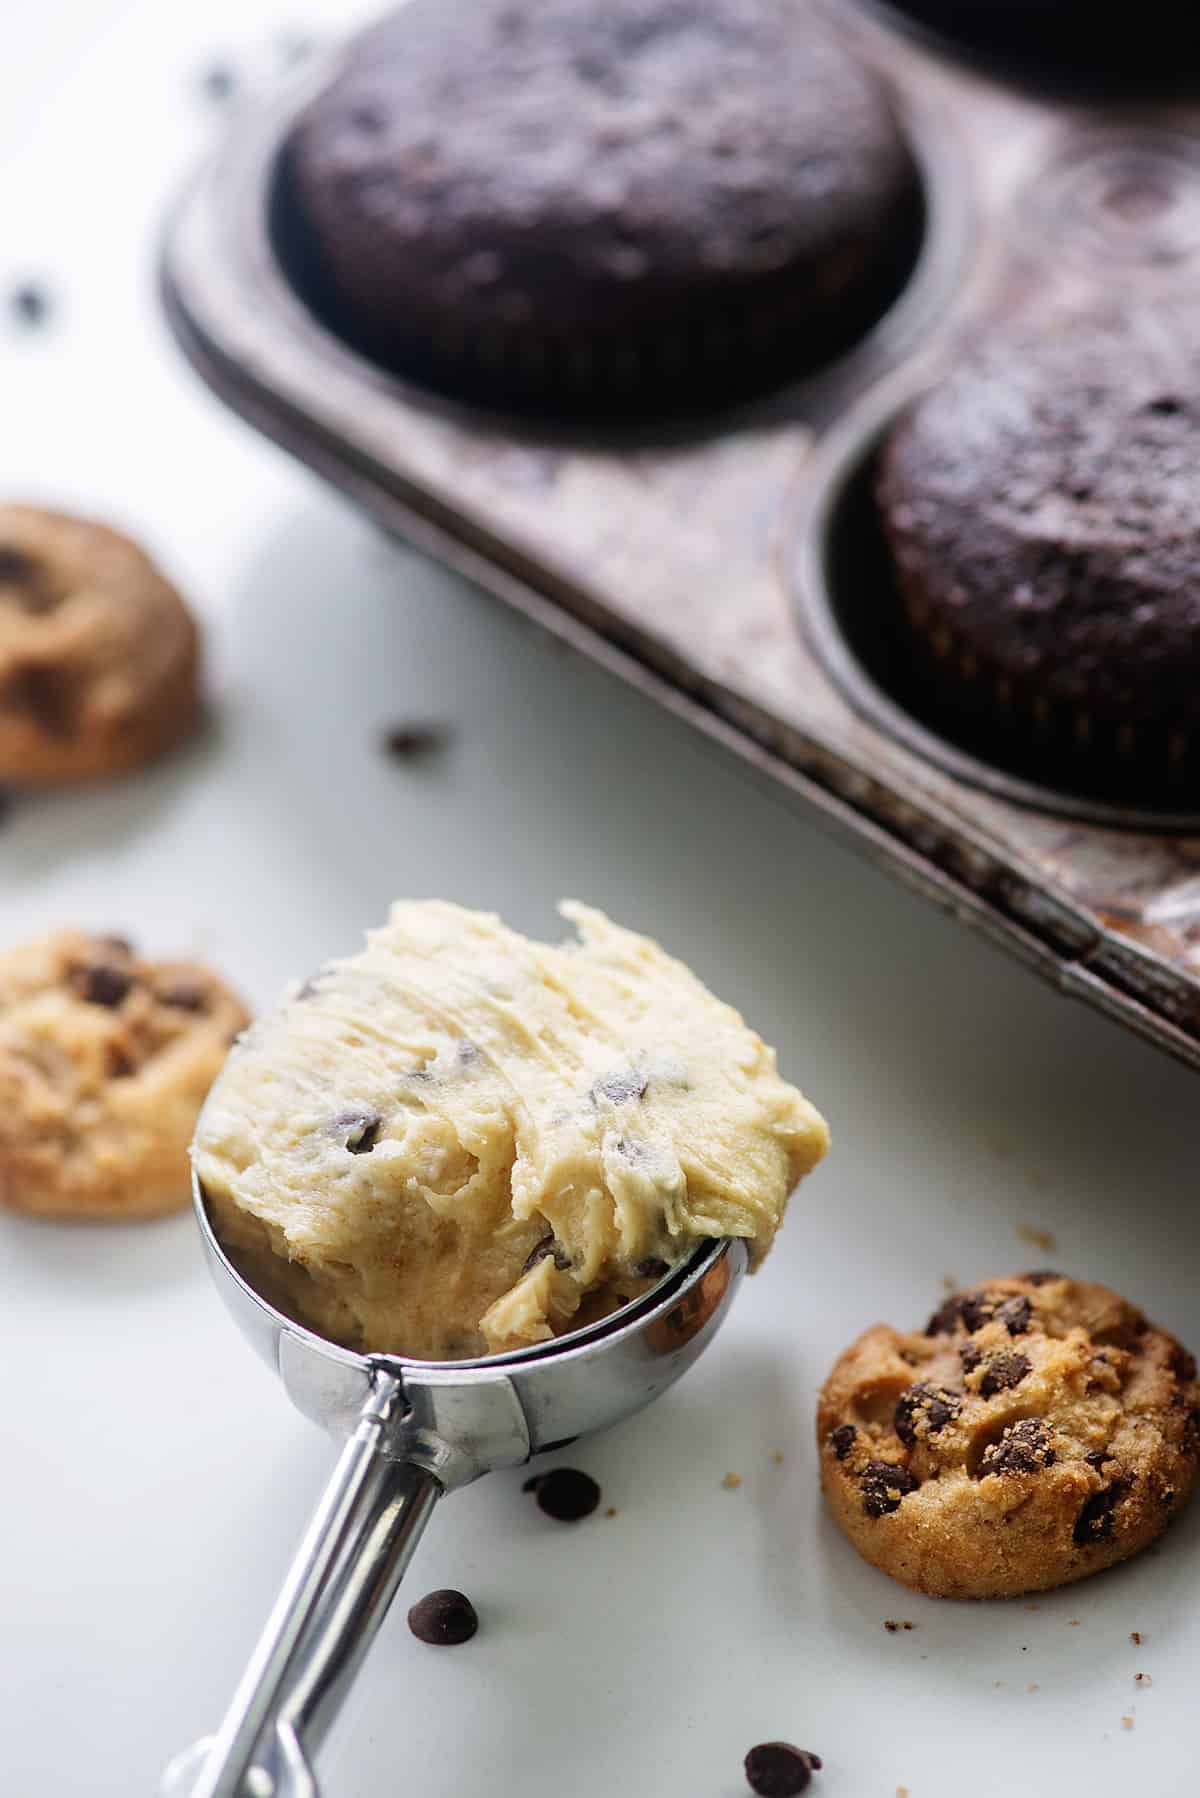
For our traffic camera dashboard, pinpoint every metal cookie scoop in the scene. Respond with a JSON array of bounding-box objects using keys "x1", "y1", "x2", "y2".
[{"x1": 158, "y1": 1171, "x2": 747, "y2": 1798}]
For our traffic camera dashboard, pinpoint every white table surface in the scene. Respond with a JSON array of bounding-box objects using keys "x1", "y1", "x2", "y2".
[{"x1": 2, "y1": 5, "x2": 1198, "y2": 1795}]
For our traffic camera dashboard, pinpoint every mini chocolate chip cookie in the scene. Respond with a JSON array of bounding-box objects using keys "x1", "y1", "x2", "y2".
[
  {"x1": 818, "y1": 1275, "x2": 1200, "y2": 1598},
  {"x1": 0, "y1": 504, "x2": 201, "y2": 783},
  {"x1": 0, "y1": 931, "x2": 249, "y2": 1221}
]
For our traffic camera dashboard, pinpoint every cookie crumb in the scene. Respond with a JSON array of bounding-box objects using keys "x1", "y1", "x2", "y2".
[
  {"x1": 883, "y1": 1620, "x2": 914, "y2": 1633},
  {"x1": 522, "y1": 1467, "x2": 600, "y2": 1521},
  {"x1": 773, "y1": 1450, "x2": 786, "y2": 1466},
  {"x1": 605, "y1": 1506, "x2": 618, "y2": 1518},
  {"x1": 897, "y1": 1787, "x2": 909, "y2": 1798},
  {"x1": 941, "y1": 1273, "x2": 958, "y2": 1292},
  {"x1": 1121, "y1": 1716, "x2": 1134, "y2": 1731},
  {"x1": 1016, "y1": 1223, "x2": 1056, "y2": 1252},
  {"x1": 1134, "y1": 1672, "x2": 1152, "y2": 1686},
  {"x1": 407, "y1": 1588, "x2": 478, "y2": 1646},
  {"x1": 1130, "y1": 1631, "x2": 1143, "y2": 1645},
  {"x1": 381, "y1": 722, "x2": 450, "y2": 760},
  {"x1": 1027, "y1": 1683, "x2": 1039, "y2": 1694},
  {"x1": 723, "y1": 1471, "x2": 743, "y2": 1490},
  {"x1": 1068, "y1": 1619, "x2": 1081, "y2": 1628},
  {"x1": 743, "y1": 1743, "x2": 821, "y2": 1796}
]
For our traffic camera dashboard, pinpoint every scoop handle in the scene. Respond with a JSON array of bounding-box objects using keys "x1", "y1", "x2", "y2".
[{"x1": 157, "y1": 1370, "x2": 440, "y2": 1798}]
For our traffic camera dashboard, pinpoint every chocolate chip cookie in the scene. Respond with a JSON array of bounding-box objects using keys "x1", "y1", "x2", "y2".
[
  {"x1": 0, "y1": 931, "x2": 249, "y2": 1221},
  {"x1": 818, "y1": 1275, "x2": 1200, "y2": 1598},
  {"x1": 0, "y1": 505, "x2": 201, "y2": 783}
]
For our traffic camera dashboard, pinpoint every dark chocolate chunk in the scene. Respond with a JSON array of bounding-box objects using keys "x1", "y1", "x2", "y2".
[
  {"x1": 744, "y1": 1742, "x2": 822, "y2": 1796},
  {"x1": 456, "y1": 1038, "x2": 480, "y2": 1067},
  {"x1": 522, "y1": 1466, "x2": 601, "y2": 1521},
  {"x1": 829, "y1": 1423, "x2": 857, "y2": 1461},
  {"x1": 406, "y1": 1588, "x2": 479, "y2": 1646},
  {"x1": 1085, "y1": 1450, "x2": 1110, "y2": 1472},
  {"x1": 381, "y1": 722, "x2": 449, "y2": 760},
  {"x1": 860, "y1": 1459, "x2": 918, "y2": 1518},
  {"x1": 522, "y1": 1233, "x2": 571, "y2": 1275},
  {"x1": 893, "y1": 1382, "x2": 962, "y2": 1447},
  {"x1": 982, "y1": 1418, "x2": 1056, "y2": 1476},
  {"x1": 70, "y1": 962, "x2": 134, "y2": 1008},
  {"x1": 590, "y1": 1068, "x2": 648, "y2": 1106},
  {"x1": 926, "y1": 1294, "x2": 966, "y2": 1335},
  {"x1": 996, "y1": 1296, "x2": 1033, "y2": 1337},
  {"x1": 979, "y1": 1352, "x2": 1032, "y2": 1397},
  {"x1": 330, "y1": 1108, "x2": 382, "y2": 1154},
  {"x1": 960, "y1": 1343, "x2": 983, "y2": 1374},
  {"x1": 158, "y1": 978, "x2": 210, "y2": 1013},
  {"x1": 0, "y1": 546, "x2": 40, "y2": 589},
  {"x1": 960, "y1": 1291, "x2": 998, "y2": 1333},
  {"x1": 1170, "y1": 1346, "x2": 1198, "y2": 1382},
  {"x1": 1074, "y1": 1482, "x2": 1126, "y2": 1546}
]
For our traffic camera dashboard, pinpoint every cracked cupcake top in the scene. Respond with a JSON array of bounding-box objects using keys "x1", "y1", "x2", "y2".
[{"x1": 818, "y1": 1273, "x2": 1200, "y2": 1598}]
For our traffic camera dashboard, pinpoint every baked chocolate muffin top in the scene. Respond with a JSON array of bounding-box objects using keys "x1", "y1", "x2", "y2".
[
  {"x1": 878, "y1": 325, "x2": 1200, "y2": 727},
  {"x1": 284, "y1": 0, "x2": 920, "y2": 405}
]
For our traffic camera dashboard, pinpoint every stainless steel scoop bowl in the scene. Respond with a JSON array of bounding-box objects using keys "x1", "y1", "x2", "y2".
[{"x1": 159, "y1": 1170, "x2": 748, "y2": 1798}]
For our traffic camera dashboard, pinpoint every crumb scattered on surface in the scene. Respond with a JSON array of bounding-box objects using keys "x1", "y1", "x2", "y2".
[
  {"x1": 604, "y1": 1506, "x2": 617, "y2": 1518},
  {"x1": 897, "y1": 1787, "x2": 909, "y2": 1797},
  {"x1": 884, "y1": 1620, "x2": 915, "y2": 1633},
  {"x1": 1122, "y1": 1716, "x2": 1134, "y2": 1731},
  {"x1": 1016, "y1": 1223, "x2": 1056, "y2": 1252},
  {"x1": 1027, "y1": 1683, "x2": 1039, "y2": 1694},
  {"x1": 1134, "y1": 1672, "x2": 1152, "y2": 1686},
  {"x1": 1130, "y1": 1631, "x2": 1143, "y2": 1645},
  {"x1": 773, "y1": 1450, "x2": 786, "y2": 1466},
  {"x1": 1024, "y1": 1602, "x2": 1040, "y2": 1612},
  {"x1": 723, "y1": 1471, "x2": 743, "y2": 1490},
  {"x1": 941, "y1": 1273, "x2": 957, "y2": 1292},
  {"x1": 1068, "y1": 1619, "x2": 1081, "y2": 1628},
  {"x1": 381, "y1": 722, "x2": 451, "y2": 760}
]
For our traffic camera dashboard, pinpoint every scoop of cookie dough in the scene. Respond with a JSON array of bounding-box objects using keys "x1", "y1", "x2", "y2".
[
  {"x1": 193, "y1": 900, "x2": 829, "y2": 1361},
  {"x1": 0, "y1": 931, "x2": 249, "y2": 1220},
  {"x1": 0, "y1": 504, "x2": 200, "y2": 783},
  {"x1": 818, "y1": 1274, "x2": 1200, "y2": 1599}
]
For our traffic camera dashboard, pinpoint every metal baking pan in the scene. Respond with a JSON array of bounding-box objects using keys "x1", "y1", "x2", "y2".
[{"x1": 159, "y1": 0, "x2": 1200, "y2": 1073}]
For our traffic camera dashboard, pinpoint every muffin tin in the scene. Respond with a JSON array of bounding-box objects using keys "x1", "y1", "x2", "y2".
[{"x1": 160, "y1": 0, "x2": 1200, "y2": 1073}]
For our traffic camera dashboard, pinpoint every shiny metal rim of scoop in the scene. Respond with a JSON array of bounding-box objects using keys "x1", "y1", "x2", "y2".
[{"x1": 159, "y1": 1167, "x2": 748, "y2": 1798}]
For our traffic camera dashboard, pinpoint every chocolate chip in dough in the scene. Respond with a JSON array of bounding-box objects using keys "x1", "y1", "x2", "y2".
[
  {"x1": 829, "y1": 1424, "x2": 857, "y2": 1461},
  {"x1": 330, "y1": 1108, "x2": 382, "y2": 1155},
  {"x1": 996, "y1": 1296, "x2": 1033, "y2": 1337},
  {"x1": 1074, "y1": 1482, "x2": 1127, "y2": 1546},
  {"x1": 590, "y1": 1068, "x2": 648, "y2": 1106},
  {"x1": 522, "y1": 1467, "x2": 601, "y2": 1521},
  {"x1": 1021, "y1": 1271, "x2": 1062, "y2": 1286},
  {"x1": 70, "y1": 962, "x2": 134, "y2": 1008},
  {"x1": 158, "y1": 978, "x2": 211, "y2": 1013},
  {"x1": 982, "y1": 1419, "x2": 1056, "y2": 1476},
  {"x1": 406, "y1": 1589, "x2": 478, "y2": 1646},
  {"x1": 635, "y1": 1257, "x2": 670, "y2": 1280},
  {"x1": 979, "y1": 1352, "x2": 1032, "y2": 1397},
  {"x1": 522, "y1": 1234, "x2": 571, "y2": 1276},
  {"x1": 744, "y1": 1742, "x2": 822, "y2": 1796}
]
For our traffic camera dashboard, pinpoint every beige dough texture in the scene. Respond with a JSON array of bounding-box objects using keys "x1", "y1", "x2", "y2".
[{"x1": 193, "y1": 900, "x2": 829, "y2": 1361}]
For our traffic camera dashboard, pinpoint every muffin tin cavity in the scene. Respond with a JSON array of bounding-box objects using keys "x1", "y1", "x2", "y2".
[{"x1": 1027, "y1": 134, "x2": 1200, "y2": 272}]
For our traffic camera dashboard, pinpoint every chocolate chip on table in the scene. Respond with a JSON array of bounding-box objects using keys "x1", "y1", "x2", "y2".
[
  {"x1": 979, "y1": 1351, "x2": 1032, "y2": 1397},
  {"x1": 199, "y1": 62, "x2": 238, "y2": 104},
  {"x1": 982, "y1": 1419, "x2": 1056, "y2": 1476},
  {"x1": 406, "y1": 1589, "x2": 479, "y2": 1646},
  {"x1": 8, "y1": 283, "x2": 51, "y2": 328},
  {"x1": 330, "y1": 1108, "x2": 382, "y2": 1154},
  {"x1": 522, "y1": 1467, "x2": 601, "y2": 1521},
  {"x1": 829, "y1": 1423, "x2": 857, "y2": 1461},
  {"x1": 381, "y1": 722, "x2": 450, "y2": 760},
  {"x1": 744, "y1": 1742, "x2": 822, "y2": 1796},
  {"x1": 893, "y1": 1382, "x2": 961, "y2": 1447},
  {"x1": 70, "y1": 962, "x2": 134, "y2": 1008},
  {"x1": 860, "y1": 1460, "x2": 918, "y2": 1518}
]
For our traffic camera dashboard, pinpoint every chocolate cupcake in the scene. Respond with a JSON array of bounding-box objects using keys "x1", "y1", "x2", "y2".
[
  {"x1": 280, "y1": 0, "x2": 923, "y2": 418},
  {"x1": 876, "y1": 321, "x2": 1200, "y2": 803},
  {"x1": 881, "y1": 1, "x2": 1200, "y2": 88}
]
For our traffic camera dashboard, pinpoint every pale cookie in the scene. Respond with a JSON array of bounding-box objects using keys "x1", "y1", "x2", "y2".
[
  {"x1": 0, "y1": 931, "x2": 249, "y2": 1220},
  {"x1": 818, "y1": 1274, "x2": 1200, "y2": 1599},
  {"x1": 0, "y1": 504, "x2": 201, "y2": 783}
]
